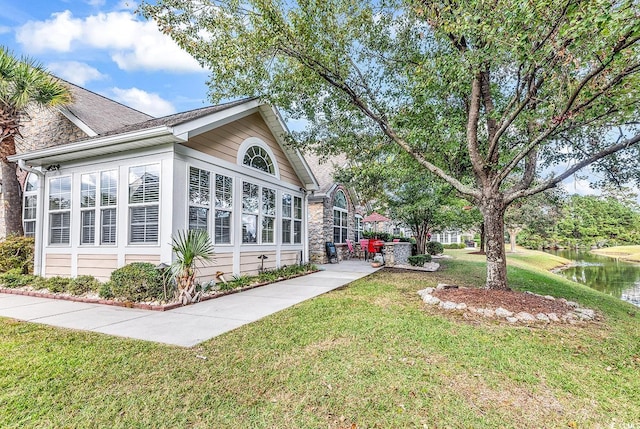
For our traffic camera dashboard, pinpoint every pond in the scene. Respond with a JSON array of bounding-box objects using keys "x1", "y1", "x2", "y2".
[{"x1": 546, "y1": 249, "x2": 640, "y2": 307}]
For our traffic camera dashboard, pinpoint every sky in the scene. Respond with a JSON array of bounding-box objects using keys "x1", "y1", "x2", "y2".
[
  {"x1": 0, "y1": 0, "x2": 210, "y2": 117},
  {"x1": 0, "y1": 0, "x2": 636, "y2": 201}
]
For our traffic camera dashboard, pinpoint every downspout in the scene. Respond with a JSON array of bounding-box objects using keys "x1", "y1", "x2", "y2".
[{"x1": 18, "y1": 159, "x2": 45, "y2": 276}]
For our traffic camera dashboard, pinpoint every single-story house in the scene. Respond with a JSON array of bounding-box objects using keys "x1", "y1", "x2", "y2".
[{"x1": 9, "y1": 98, "x2": 319, "y2": 282}]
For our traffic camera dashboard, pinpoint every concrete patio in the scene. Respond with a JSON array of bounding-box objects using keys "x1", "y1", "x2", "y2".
[{"x1": 0, "y1": 260, "x2": 379, "y2": 347}]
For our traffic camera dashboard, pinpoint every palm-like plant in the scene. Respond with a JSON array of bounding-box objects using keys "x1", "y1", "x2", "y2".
[
  {"x1": 170, "y1": 229, "x2": 215, "y2": 304},
  {"x1": 0, "y1": 47, "x2": 71, "y2": 234}
]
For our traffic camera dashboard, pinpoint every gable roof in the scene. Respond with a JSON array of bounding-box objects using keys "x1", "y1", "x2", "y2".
[
  {"x1": 58, "y1": 79, "x2": 153, "y2": 136},
  {"x1": 11, "y1": 98, "x2": 319, "y2": 191}
]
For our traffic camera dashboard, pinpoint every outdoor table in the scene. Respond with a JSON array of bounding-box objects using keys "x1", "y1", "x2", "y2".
[{"x1": 368, "y1": 239, "x2": 385, "y2": 254}]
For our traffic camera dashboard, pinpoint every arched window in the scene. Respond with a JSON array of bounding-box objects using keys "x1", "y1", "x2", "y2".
[
  {"x1": 243, "y1": 145, "x2": 275, "y2": 174},
  {"x1": 23, "y1": 173, "x2": 39, "y2": 237},
  {"x1": 333, "y1": 190, "x2": 348, "y2": 243}
]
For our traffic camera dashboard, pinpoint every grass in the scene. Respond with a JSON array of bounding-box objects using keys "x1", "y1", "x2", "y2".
[
  {"x1": 1, "y1": 249, "x2": 639, "y2": 428},
  {"x1": 591, "y1": 245, "x2": 640, "y2": 263}
]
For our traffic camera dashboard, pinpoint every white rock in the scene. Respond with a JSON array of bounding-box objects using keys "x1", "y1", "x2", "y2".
[
  {"x1": 547, "y1": 313, "x2": 560, "y2": 322},
  {"x1": 506, "y1": 317, "x2": 519, "y2": 323},
  {"x1": 536, "y1": 313, "x2": 550, "y2": 322},
  {"x1": 417, "y1": 289, "x2": 431, "y2": 299},
  {"x1": 440, "y1": 301, "x2": 458, "y2": 310},
  {"x1": 422, "y1": 262, "x2": 440, "y2": 272},
  {"x1": 515, "y1": 312, "x2": 536, "y2": 322},
  {"x1": 566, "y1": 301, "x2": 579, "y2": 308},
  {"x1": 544, "y1": 295, "x2": 556, "y2": 301},
  {"x1": 423, "y1": 295, "x2": 441, "y2": 305},
  {"x1": 422, "y1": 287, "x2": 435, "y2": 295},
  {"x1": 482, "y1": 309, "x2": 495, "y2": 318},
  {"x1": 436, "y1": 283, "x2": 448, "y2": 290},
  {"x1": 495, "y1": 307, "x2": 514, "y2": 318},
  {"x1": 456, "y1": 303, "x2": 468, "y2": 311},
  {"x1": 575, "y1": 308, "x2": 596, "y2": 320}
]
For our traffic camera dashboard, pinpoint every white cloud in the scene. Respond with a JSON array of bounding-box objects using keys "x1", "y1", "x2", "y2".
[
  {"x1": 47, "y1": 61, "x2": 107, "y2": 86},
  {"x1": 0, "y1": 25, "x2": 10, "y2": 34},
  {"x1": 86, "y1": 0, "x2": 106, "y2": 6},
  {"x1": 16, "y1": 10, "x2": 203, "y2": 73},
  {"x1": 107, "y1": 87, "x2": 176, "y2": 117}
]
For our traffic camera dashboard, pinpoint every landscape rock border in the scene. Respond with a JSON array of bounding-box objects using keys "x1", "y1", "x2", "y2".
[{"x1": 418, "y1": 283, "x2": 598, "y2": 324}]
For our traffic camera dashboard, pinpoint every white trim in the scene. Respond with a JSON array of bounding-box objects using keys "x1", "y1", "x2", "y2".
[{"x1": 173, "y1": 100, "x2": 262, "y2": 140}]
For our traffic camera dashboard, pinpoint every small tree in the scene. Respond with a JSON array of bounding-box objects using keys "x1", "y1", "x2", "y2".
[{"x1": 170, "y1": 229, "x2": 215, "y2": 304}]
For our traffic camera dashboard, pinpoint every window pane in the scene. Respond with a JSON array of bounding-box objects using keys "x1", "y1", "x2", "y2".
[
  {"x1": 262, "y1": 216, "x2": 274, "y2": 243},
  {"x1": 49, "y1": 212, "x2": 70, "y2": 244},
  {"x1": 129, "y1": 165, "x2": 160, "y2": 204},
  {"x1": 24, "y1": 221, "x2": 36, "y2": 237},
  {"x1": 282, "y1": 219, "x2": 291, "y2": 243},
  {"x1": 24, "y1": 195, "x2": 37, "y2": 220},
  {"x1": 49, "y1": 177, "x2": 71, "y2": 210},
  {"x1": 81, "y1": 210, "x2": 96, "y2": 244},
  {"x1": 101, "y1": 170, "x2": 118, "y2": 206},
  {"x1": 101, "y1": 208, "x2": 117, "y2": 244},
  {"x1": 294, "y1": 196, "x2": 302, "y2": 219},
  {"x1": 130, "y1": 206, "x2": 159, "y2": 243},
  {"x1": 333, "y1": 190, "x2": 347, "y2": 209},
  {"x1": 243, "y1": 145, "x2": 274, "y2": 174},
  {"x1": 242, "y1": 214, "x2": 257, "y2": 243},
  {"x1": 262, "y1": 188, "x2": 275, "y2": 216},
  {"x1": 215, "y1": 174, "x2": 233, "y2": 209},
  {"x1": 189, "y1": 207, "x2": 209, "y2": 231},
  {"x1": 242, "y1": 182, "x2": 259, "y2": 214},
  {"x1": 294, "y1": 220, "x2": 302, "y2": 244},
  {"x1": 215, "y1": 210, "x2": 231, "y2": 244},
  {"x1": 189, "y1": 167, "x2": 210, "y2": 206},
  {"x1": 81, "y1": 174, "x2": 96, "y2": 208},
  {"x1": 282, "y1": 194, "x2": 292, "y2": 218},
  {"x1": 26, "y1": 174, "x2": 39, "y2": 192}
]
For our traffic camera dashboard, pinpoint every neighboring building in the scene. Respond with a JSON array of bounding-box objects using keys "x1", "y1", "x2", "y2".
[
  {"x1": 304, "y1": 153, "x2": 366, "y2": 263},
  {"x1": 430, "y1": 230, "x2": 474, "y2": 246},
  {"x1": 0, "y1": 79, "x2": 152, "y2": 238},
  {"x1": 10, "y1": 98, "x2": 318, "y2": 281}
]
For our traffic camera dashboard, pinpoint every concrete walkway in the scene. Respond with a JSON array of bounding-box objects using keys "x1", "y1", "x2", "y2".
[{"x1": 0, "y1": 261, "x2": 378, "y2": 347}]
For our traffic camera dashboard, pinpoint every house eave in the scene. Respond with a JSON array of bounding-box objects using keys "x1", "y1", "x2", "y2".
[{"x1": 8, "y1": 126, "x2": 177, "y2": 167}]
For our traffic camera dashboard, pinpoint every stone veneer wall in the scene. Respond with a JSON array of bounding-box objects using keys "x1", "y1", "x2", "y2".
[
  {"x1": 308, "y1": 185, "x2": 360, "y2": 264},
  {"x1": 0, "y1": 106, "x2": 87, "y2": 238}
]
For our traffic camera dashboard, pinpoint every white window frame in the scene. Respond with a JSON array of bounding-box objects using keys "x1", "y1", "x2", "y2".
[
  {"x1": 80, "y1": 173, "x2": 97, "y2": 245},
  {"x1": 333, "y1": 190, "x2": 348, "y2": 244},
  {"x1": 48, "y1": 175, "x2": 72, "y2": 246},
  {"x1": 214, "y1": 173, "x2": 233, "y2": 245},
  {"x1": 355, "y1": 215, "x2": 363, "y2": 242},
  {"x1": 188, "y1": 166, "x2": 210, "y2": 232},
  {"x1": 237, "y1": 137, "x2": 280, "y2": 178},
  {"x1": 281, "y1": 193, "x2": 292, "y2": 244},
  {"x1": 100, "y1": 170, "x2": 118, "y2": 245},
  {"x1": 23, "y1": 174, "x2": 38, "y2": 238},
  {"x1": 128, "y1": 164, "x2": 160, "y2": 245},
  {"x1": 242, "y1": 181, "x2": 278, "y2": 245},
  {"x1": 293, "y1": 195, "x2": 302, "y2": 244}
]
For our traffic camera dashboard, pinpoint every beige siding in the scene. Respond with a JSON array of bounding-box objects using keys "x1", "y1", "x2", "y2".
[
  {"x1": 195, "y1": 253, "x2": 234, "y2": 282},
  {"x1": 239, "y1": 250, "x2": 277, "y2": 276},
  {"x1": 77, "y1": 254, "x2": 118, "y2": 281},
  {"x1": 45, "y1": 254, "x2": 72, "y2": 277},
  {"x1": 124, "y1": 254, "x2": 161, "y2": 265},
  {"x1": 186, "y1": 113, "x2": 303, "y2": 187},
  {"x1": 281, "y1": 251, "x2": 301, "y2": 267}
]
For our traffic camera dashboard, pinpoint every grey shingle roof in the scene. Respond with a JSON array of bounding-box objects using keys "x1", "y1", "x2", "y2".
[
  {"x1": 62, "y1": 80, "x2": 153, "y2": 134},
  {"x1": 97, "y1": 98, "x2": 254, "y2": 138},
  {"x1": 304, "y1": 151, "x2": 348, "y2": 194}
]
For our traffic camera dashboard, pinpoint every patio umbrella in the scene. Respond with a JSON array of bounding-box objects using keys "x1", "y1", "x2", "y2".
[{"x1": 363, "y1": 212, "x2": 391, "y2": 235}]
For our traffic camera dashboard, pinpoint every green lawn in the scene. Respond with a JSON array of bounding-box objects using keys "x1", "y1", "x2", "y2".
[{"x1": 1, "y1": 250, "x2": 639, "y2": 428}]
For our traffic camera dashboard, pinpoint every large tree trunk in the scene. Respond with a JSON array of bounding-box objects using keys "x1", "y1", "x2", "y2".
[
  {"x1": 507, "y1": 227, "x2": 522, "y2": 253},
  {"x1": 0, "y1": 134, "x2": 23, "y2": 237},
  {"x1": 481, "y1": 198, "x2": 508, "y2": 290}
]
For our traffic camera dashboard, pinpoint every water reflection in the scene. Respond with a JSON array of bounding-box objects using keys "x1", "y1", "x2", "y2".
[{"x1": 547, "y1": 249, "x2": 640, "y2": 307}]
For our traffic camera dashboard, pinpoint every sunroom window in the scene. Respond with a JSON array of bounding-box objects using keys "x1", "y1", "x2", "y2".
[
  {"x1": 100, "y1": 170, "x2": 117, "y2": 244},
  {"x1": 188, "y1": 167, "x2": 210, "y2": 232},
  {"x1": 23, "y1": 174, "x2": 38, "y2": 238},
  {"x1": 215, "y1": 174, "x2": 233, "y2": 244},
  {"x1": 129, "y1": 164, "x2": 159, "y2": 244},
  {"x1": 243, "y1": 145, "x2": 275, "y2": 174},
  {"x1": 49, "y1": 176, "x2": 71, "y2": 245}
]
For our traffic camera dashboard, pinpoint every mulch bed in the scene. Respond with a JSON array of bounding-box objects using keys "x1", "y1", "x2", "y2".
[{"x1": 431, "y1": 288, "x2": 575, "y2": 315}]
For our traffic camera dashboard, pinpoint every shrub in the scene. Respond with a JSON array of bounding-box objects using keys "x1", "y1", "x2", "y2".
[
  {"x1": 408, "y1": 254, "x2": 432, "y2": 266},
  {"x1": 426, "y1": 241, "x2": 444, "y2": 255},
  {"x1": 109, "y1": 262, "x2": 164, "y2": 302},
  {"x1": 43, "y1": 276, "x2": 72, "y2": 293},
  {"x1": 0, "y1": 235, "x2": 35, "y2": 274},
  {"x1": 0, "y1": 268, "x2": 36, "y2": 288},
  {"x1": 68, "y1": 275, "x2": 101, "y2": 295},
  {"x1": 98, "y1": 282, "x2": 114, "y2": 299}
]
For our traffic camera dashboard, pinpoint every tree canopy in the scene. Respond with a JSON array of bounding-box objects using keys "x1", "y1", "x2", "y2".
[{"x1": 141, "y1": 0, "x2": 640, "y2": 289}]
